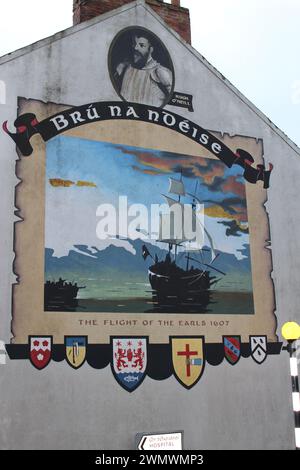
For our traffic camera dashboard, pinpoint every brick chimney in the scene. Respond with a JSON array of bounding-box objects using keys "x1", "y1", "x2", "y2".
[{"x1": 73, "y1": 0, "x2": 191, "y2": 44}]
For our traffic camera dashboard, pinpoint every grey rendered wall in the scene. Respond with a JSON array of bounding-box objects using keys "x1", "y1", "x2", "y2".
[{"x1": 0, "y1": 1, "x2": 297, "y2": 449}]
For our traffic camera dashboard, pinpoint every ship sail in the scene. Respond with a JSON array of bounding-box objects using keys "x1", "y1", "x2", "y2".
[
  {"x1": 160, "y1": 178, "x2": 217, "y2": 260},
  {"x1": 201, "y1": 222, "x2": 216, "y2": 261},
  {"x1": 158, "y1": 213, "x2": 188, "y2": 244},
  {"x1": 168, "y1": 177, "x2": 185, "y2": 196},
  {"x1": 163, "y1": 194, "x2": 184, "y2": 210},
  {"x1": 160, "y1": 192, "x2": 214, "y2": 254}
]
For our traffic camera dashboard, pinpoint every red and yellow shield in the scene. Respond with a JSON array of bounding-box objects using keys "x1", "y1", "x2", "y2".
[{"x1": 171, "y1": 337, "x2": 205, "y2": 389}]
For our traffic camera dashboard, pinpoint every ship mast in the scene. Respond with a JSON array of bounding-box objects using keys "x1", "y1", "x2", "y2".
[
  {"x1": 187, "y1": 191, "x2": 217, "y2": 263},
  {"x1": 186, "y1": 180, "x2": 199, "y2": 271},
  {"x1": 158, "y1": 174, "x2": 187, "y2": 258},
  {"x1": 159, "y1": 175, "x2": 216, "y2": 270},
  {"x1": 175, "y1": 171, "x2": 183, "y2": 262}
]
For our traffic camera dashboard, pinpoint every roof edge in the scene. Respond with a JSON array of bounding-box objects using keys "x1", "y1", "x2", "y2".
[
  {"x1": 0, "y1": 0, "x2": 145, "y2": 64},
  {"x1": 144, "y1": 5, "x2": 300, "y2": 156}
]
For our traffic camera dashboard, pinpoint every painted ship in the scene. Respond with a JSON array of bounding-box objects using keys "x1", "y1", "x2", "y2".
[
  {"x1": 142, "y1": 177, "x2": 225, "y2": 311},
  {"x1": 44, "y1": 278, "x2": 85, "y2": 311}
]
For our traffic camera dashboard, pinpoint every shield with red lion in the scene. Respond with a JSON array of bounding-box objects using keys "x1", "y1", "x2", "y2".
[
  {"x1": 29, "y1": 336, "x2": 52, "y2": 369},
  {"x1": 111, "y1": 338, "x2": 147, "y2": 392}
]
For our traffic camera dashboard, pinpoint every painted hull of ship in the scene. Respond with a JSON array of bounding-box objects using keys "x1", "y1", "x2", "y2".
[{"x1": 148, "y1": 266, "x2": 211, "y2": 310}]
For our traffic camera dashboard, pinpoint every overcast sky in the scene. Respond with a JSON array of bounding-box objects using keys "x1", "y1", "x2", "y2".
[{"x1": 0, "y1": 0, "x2": 299, "y2": 146}]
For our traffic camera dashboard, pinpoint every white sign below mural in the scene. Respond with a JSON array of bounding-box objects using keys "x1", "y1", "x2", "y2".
[{"x1": 136, "y1": 431, "x2": 183, "y2": 450}]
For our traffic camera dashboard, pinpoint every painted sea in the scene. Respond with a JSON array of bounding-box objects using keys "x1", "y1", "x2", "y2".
[
  {"x1": 44, "y1": 240, "x2": 254, "y2": 314},
  {"x1": 58, "y1": 291, "x2": 254, "y2": 314}
]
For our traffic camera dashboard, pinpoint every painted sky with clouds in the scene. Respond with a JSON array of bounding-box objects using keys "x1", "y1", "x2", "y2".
[{"x1": 45, "y1": 135, "x2": 249, "y2": 259}]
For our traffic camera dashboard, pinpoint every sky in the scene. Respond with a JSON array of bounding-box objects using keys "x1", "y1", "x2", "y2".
[{"x1": 0, "y1": 0, "x2": 299, "y2": 147}]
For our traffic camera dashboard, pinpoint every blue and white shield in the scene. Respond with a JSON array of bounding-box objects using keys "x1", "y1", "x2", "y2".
[{"x1": 111, "y1": 338, "x2": 147, "y2": 392}]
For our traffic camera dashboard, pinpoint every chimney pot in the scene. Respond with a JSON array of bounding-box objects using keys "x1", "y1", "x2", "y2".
[{"x1": 73, "y1": 0, "x2": 191, "y2": 44}]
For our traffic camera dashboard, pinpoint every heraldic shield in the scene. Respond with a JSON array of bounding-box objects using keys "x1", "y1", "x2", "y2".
[
  {"x1": 223, "y1": 336, "x2": 241, "y2": 365},
  {"x1": 171, "y1": 337, "x2": 205, "y2": 389},
  {"x1": 250, "y1": 336, "x2": 267, "y2": 364},
  {"x1": 112, "y1": 338, "x2": 147, "y2": 392},
  {"x1": 65, "y1": 336, "x2": 87, "y2": 369},
  {"x1": 29, "y1": 336, "x2": 52, "y2": 370}
]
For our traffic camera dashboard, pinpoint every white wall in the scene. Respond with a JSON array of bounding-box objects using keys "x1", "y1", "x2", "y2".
[{"x1": 0, "y1": 1, "x2": 298, "y2": 449}]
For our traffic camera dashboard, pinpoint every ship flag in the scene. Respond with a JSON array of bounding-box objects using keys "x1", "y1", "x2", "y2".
[{"x1": 142, "y1": 245, "x2": 151, "y2": 260}]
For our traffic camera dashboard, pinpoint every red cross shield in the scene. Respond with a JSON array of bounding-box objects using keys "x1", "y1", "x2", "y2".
[{"x1": 171, "y1": 337, "x2": 205, "y2": 389}]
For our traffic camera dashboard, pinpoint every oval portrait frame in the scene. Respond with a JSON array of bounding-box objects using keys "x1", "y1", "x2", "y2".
[{"x1": 108, "y1": 26, "x2": 175, "y2": 109}]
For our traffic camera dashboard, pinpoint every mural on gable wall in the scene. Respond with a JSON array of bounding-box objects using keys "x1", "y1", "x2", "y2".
[{"x1": 2, "y1": 26, "x2": 281, "y2": 391}]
